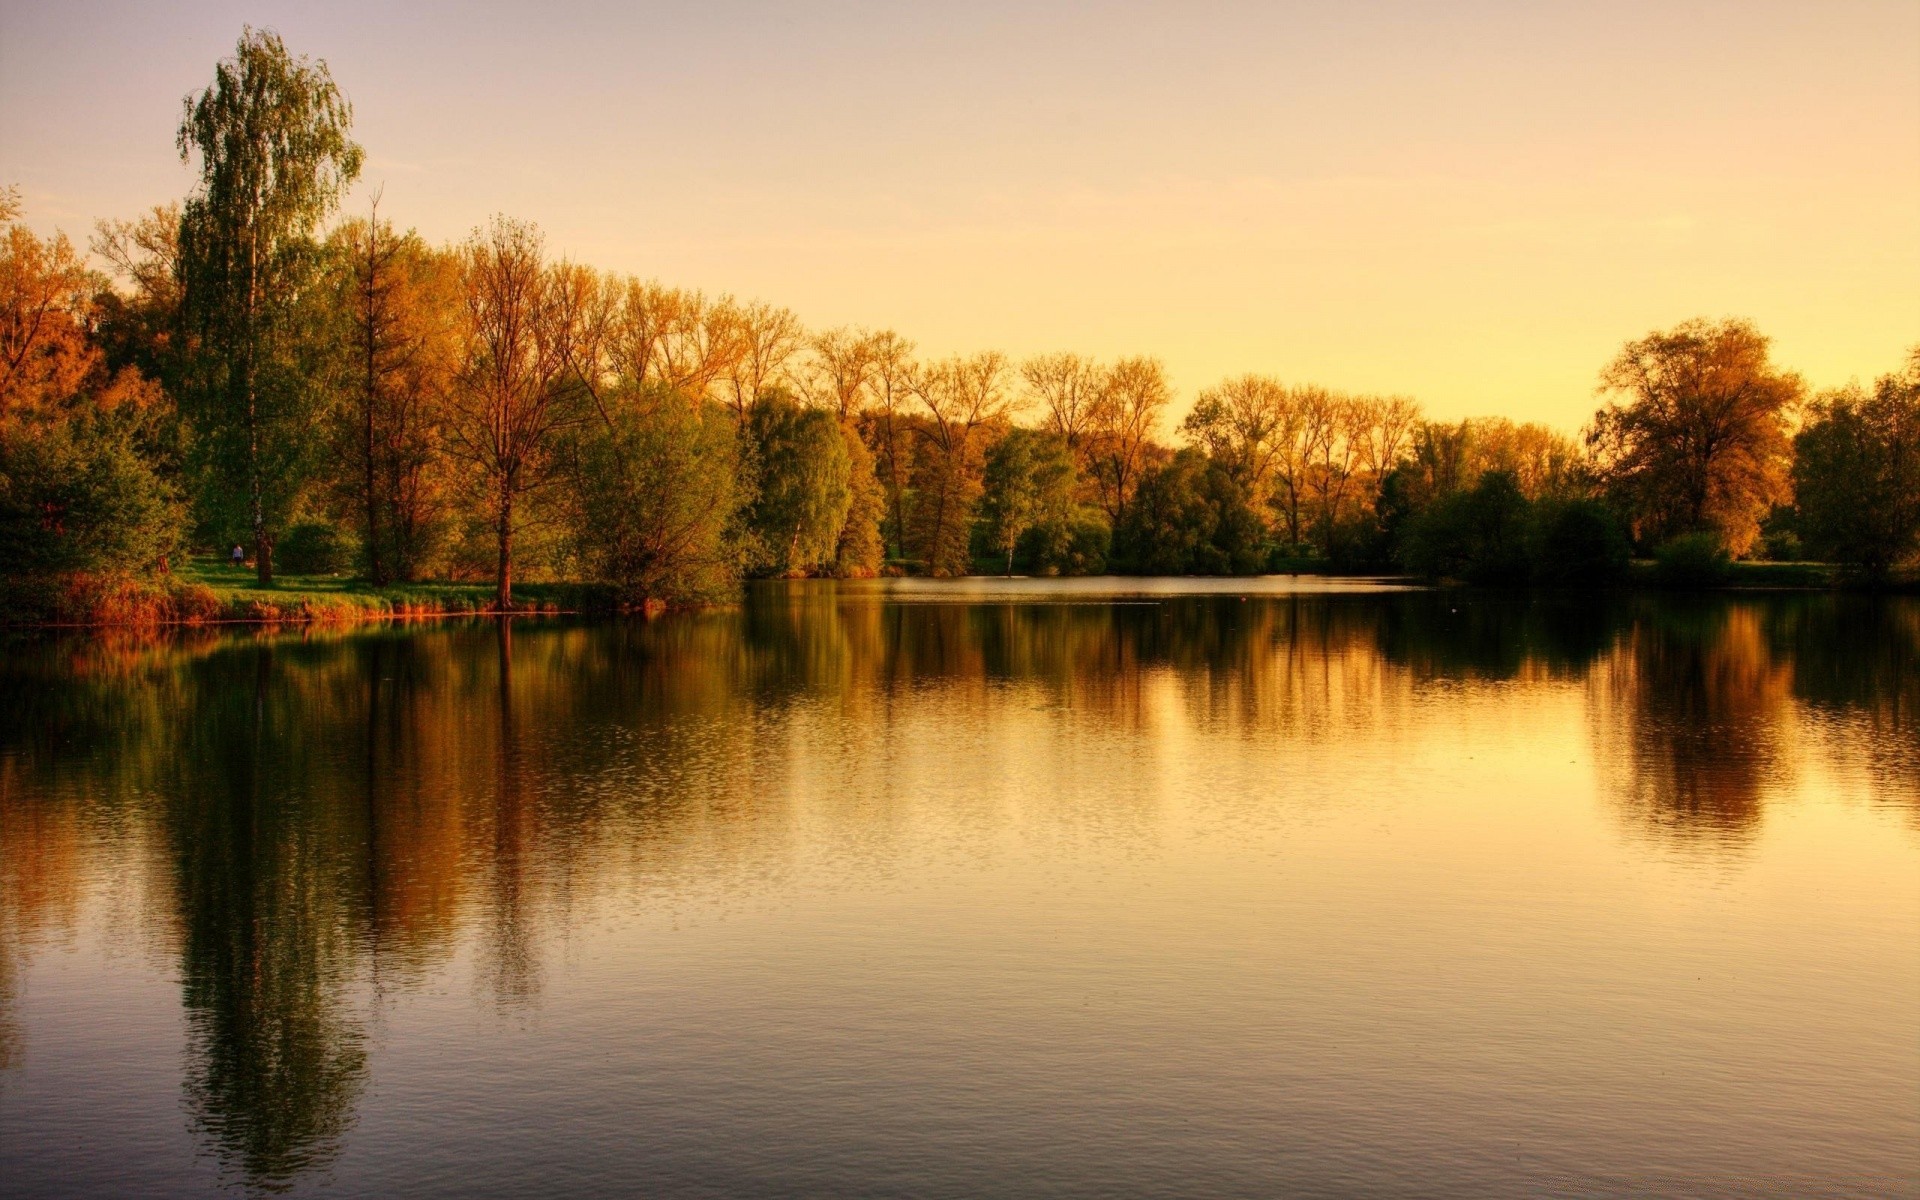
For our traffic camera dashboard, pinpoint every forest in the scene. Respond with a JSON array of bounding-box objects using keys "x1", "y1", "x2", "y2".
[{"x1": 2, "y1": 29, "x2": 1916, "y2": 623}]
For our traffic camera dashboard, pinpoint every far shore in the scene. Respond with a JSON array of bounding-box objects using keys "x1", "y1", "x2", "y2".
[{"x1": 2, "y1": 558, "x2": 1913, "y2": 633}]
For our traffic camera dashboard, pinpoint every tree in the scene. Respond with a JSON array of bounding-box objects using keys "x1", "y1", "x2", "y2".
[
  {"x1": 0, "y1": 198, "x2": 182, "y2": 586},
  {"x1": 1180, "y1": 374, "x2": 1293, "y2": 531},
  {"x1": 833, "y1": 420, "x2": 886, "y2": 577},
  {"x1": 1089, "y1": 356, "x2": 1169, "y2": 524},
  {"x1": 907, "y1": 352, "x2": 1012, "y2": 575},
  {"x1": 980, "y1": 427, "x2": 1076, "y2": 575},
  {"x1": 1793, "y1": 350, "x2": 1920, "y2": 577},
  {"x1": 92, "y1": 203, "x2": 185, "y2": 393},
  {"x1": 323, "y1": 204, "x2": 458, "y2": 583},
  {"x1": 598, "y1": 280, "x2": 742, "y2": 400},
  {"x1": 566, "y1": 390, "x2": 745, "y2": 607},
  {"x1": 1110, "y1": 448, "x2": 1264, "y2": 575},
  {"x1": 722, "y1": 301, "x2": 802, "y2": 422},
  {"x1": 1, "y1": 208, "x2": 97, "y2": 420},
  {"x1": 1588, "y1": 318, "x2": 1800, "y2": 556},
  {"x1": 445, "y1": 217, "x2": 584, "y2": 608},
  {"x1": 798, "y1": 327, "x2": 879, "y2": 420},
  {"x1": 863, "y1": 330, "x2": 916, "y2": 559},
  {"x1": 745, "y1": 391, "x2": 852, "y2": 576},
  {"x1": 176, "y1": 27, "x2": 363, "y2": 583},
  {"x1": 1397, "y1": 470, "x2": 1533, "y2": 585},
  {"x1": 1022, "y1": 352, "x2": 1107, "y2": 466}
]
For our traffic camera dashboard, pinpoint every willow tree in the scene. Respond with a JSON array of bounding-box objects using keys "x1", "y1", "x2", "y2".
[{"x1": 177, "y1": 27, "x2": 362, "y2": 583}]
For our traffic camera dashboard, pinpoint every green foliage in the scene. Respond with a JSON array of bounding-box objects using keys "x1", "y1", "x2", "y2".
[
  {"x1": 1652, "y1": 531, "x2": 1732, "y2": 588},
  {"x1": 568, "y1": 394, "x2": 746, "y2": 606},
  {"x1": 1531, "y1": 497, "x2": 1630, "y2": 586},
  {"x1": 832, "y1": 420, "x2": 886, "y2": 577},
  {"x1": 1111, "y1": 449, "x2": 1265, "y2": 575},
  {"x1": 980, "y1": 428, "x2": 1079, "y2": 573},
  {"x1": 176, "y1": 27, "x2": 363, "y2": 581},
  {"x1": 1397, "y1": 471, "x2": 1533, "y2": 585},
  {"x1": 275, "y1": 522, "x2": 350, "y2": 575},
  {"x1": 1017, "y1": 515, "x2": 1110, "y2": 575},
  {"x1": 745, "y1": 392, "x2": 851, "y2": 576},
  {"x1": 1792, "y1": 355, "x2": 1920, "y2": 578},
  {"x1": 0, "y1": 412, "x2": 183, "y2": 578}
]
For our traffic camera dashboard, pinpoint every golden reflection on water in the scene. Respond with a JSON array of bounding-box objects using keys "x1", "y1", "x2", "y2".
[{"x1": 0, "y1": 585, "x2": 1915, "y2": 1196}]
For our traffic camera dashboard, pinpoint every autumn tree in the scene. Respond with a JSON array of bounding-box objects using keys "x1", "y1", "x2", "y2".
[
  {"x1": 908, "y1": 351, "x2": 1013, "y2": 575},
  {"x1": 1793, "y1": 350, "x2": 1920, "y2": 577},
  {"x1": 1180, "y1": 374, "x2": 1292, "y2": 526},
  {"x1": 833, "y1": 423, "x2": 887, "y2": 577},
  {"x1": 1588, "y1": 318, "x2": 1800, "y2": 555},
  {"x1": 324, "y1": 202, "x2": 459, "y2": 583},
  {"x1": 176, "y1": 27, "x2": 363, "y2": 583},
  {"x1": 91, "y1": 203, "x2": 184, "y2": 389},
  {"x1": 722, "y1": 301, "x2": 802, "y2": 421},
  {"x1": 0, "y1": 194, "x2": 181, "y2": 582},
  {"x1": 798, "y1": 327, "x2": 880, "y2": 420},
  {"x1": 595, "y1": 281, "x2": 743, "y2": 401},
  {"x1": 861, "y1": 330, "x2": 917, "y2": 558},
  {"x1": 1088, "y1": 356, "x2": 1169, "y2": 524},
  {"x1": 445, "y1": 217, "x2": 585, "y2": 607},
  {"x1": 1022, "y1": 352, "x2": 1108, "y2": 468}
]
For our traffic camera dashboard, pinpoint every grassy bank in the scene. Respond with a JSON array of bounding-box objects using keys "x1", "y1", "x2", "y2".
[
  {"x1": 1622, "y1": 560, "x2": 1918, "y2": 590},
  {"x1": 5, "y1": 559, "x2": 607, "y2": 628}
]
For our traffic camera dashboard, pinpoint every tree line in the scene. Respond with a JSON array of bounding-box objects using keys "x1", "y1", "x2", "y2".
[{"x1": 2, "y1": 28, "x2": 1916, "y2": 615}]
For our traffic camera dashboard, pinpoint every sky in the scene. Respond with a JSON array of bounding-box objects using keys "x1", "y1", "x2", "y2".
[{"x1": 2, "y1": 0, "x2": 1916, "y2": 431}]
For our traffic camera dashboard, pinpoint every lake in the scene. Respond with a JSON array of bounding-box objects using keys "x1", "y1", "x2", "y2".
[{"x1": 1, "y1": 579, "x2": 1915, "y2": 1198}]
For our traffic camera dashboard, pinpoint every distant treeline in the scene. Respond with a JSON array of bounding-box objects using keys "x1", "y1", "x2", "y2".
[{"x1": 3, "y1": 29, "x2": 1916, "y2": 618}]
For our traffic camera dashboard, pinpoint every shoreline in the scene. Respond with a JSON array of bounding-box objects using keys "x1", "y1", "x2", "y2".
[{"x1": 4, "y1": 560, "x2": 1913, "y2": 633}]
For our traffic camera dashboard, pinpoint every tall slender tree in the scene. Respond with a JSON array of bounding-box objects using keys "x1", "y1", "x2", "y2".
[{"x1": 176, "y1": 27, "x2": 362, "y2": 583}]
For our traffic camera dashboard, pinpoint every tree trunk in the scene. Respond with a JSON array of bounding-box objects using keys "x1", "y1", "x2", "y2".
[
  {"x1": 249, "y1": 385, "x2": 271, "y2": 585},
  {"x1": 496, "y1": 490, "x2": 514, "y2": 610},
  {"x1": 363, "y1": 222, "x2": 386, "y2": 586}
]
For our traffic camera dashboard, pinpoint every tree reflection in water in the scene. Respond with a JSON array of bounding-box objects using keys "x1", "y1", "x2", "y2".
[{"x1": 0, "y1": 586, "x2": 1913, "y2": 1190}]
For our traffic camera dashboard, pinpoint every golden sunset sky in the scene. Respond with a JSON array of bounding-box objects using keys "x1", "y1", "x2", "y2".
[{"x1": 3, "y1": 1, "x2": 1916, "y2": 430}]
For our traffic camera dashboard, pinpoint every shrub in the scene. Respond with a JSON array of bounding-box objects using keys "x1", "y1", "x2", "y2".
[
  {"x1": 0, "y1": 414, "x2": 182, "y2": 577},
  {"x1": 276, "y1": 521, "x2": 351, "y2": 575},
  {"x1": 1653, "y1": 531, "x2": 1731, "y2": 588},
  {"x1": 1531, "y1": 498, "x2": 1630, "y2": 586},
  {"x1": 1017, "y1": 515, "x2": 1109, "y2": 575}
]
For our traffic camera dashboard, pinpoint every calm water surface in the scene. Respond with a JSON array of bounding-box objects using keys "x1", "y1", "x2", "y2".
[{"x1": 1, "y1": 580, "x2": 1915, "y2": 1198}]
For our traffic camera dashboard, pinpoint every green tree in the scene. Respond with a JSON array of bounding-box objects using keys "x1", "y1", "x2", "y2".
[
  {"x1": 833, "y1": 419, "x2": 886, "y2": 577},
  {"x1": 1397, "y1": 470, "x2": 1533, "y2": 585},
  {"x1": 1588, "y1": 318, "x2": 1799, "y2": 556},
  {"x1": 567, "y1": 391, "x2": 746, "y2": 606},
  {"x1": 176, "y1": 28, "x2": 362, "y2": 584},
  {"x1": 745, "y1": 392, "x2": 852, "y2": 576},
  {"x1": 1111, "y1": 448, "x2": 1264, "y2": 575},
  {"x1": 980, "y1": 427, "x2": 1076, "y2": 575},
  {"x1": 1793, "y1": 350, "x2": 1920, "y2": 578}
]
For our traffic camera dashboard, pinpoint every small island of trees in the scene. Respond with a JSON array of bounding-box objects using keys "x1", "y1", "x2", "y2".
[{"x1": 3, "y1": 29, "x2": 1916, "y2": 625}]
